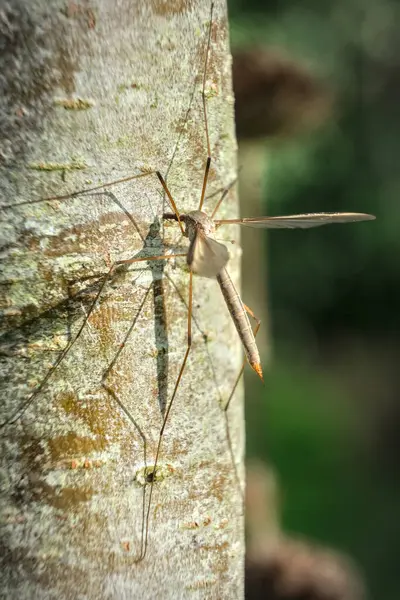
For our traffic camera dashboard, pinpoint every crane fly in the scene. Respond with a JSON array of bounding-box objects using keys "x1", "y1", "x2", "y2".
[
  {"x1": 164, "y1": 208, "x2": 375, "y2": 382},
  {"x1": 0, "y1": 0, "x2": 375, "y2": 567}
]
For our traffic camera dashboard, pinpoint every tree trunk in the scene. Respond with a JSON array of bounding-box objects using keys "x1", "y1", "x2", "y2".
[{"x1": 0, "y1": 1, "x2": 244, "y2": 598}]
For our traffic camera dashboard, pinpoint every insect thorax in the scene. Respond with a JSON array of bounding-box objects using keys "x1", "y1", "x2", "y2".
[{"x1": 183, "y1": 210, "x2": 215, "y2": 241}]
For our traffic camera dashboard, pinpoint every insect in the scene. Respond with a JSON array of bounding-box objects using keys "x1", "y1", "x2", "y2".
[{"x1": 0, "y1": 0, "x2": 374, "y2": 578}]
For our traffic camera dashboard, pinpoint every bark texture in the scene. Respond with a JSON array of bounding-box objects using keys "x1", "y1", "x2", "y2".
[{"x1": 0, "y1": 0, "x2": 244, "y2": 598}]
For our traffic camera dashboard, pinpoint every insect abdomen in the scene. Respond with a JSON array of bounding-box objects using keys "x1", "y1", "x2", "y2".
[{"x1": 216, "y1": 267, "x2": 263, "y2": 380}]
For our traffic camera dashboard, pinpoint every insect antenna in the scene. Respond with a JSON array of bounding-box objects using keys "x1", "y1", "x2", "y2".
[
  {"x1": 198, "y1": 2, "x2": 214, "y2": 211},
  {"x1": 211, "y1": 176, "x2": 238, "y2": 219}
]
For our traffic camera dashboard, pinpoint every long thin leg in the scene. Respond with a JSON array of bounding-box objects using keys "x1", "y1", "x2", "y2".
[
  {"x1": 116, "y1": 252, "x2": 186, "y2": 268},
  {"x1": 199, "y1": 157, "x2": 211, "y2": 212},
  {"x1": 0, "y1": 251, "x2": 186, "y2": 428},
  {"x1": 103, "y1": 383, "x2": 149, "y2": 562},
  {"x1": 198, "y1": 2, "x2": 214, "y2": 211},
  {"x1": 100, "y1": 269, "x2": 197, "y2": 561},
  {"x1": 100, "y1": 285, "x2": 153, "y2": 561},
  {"x1": 137, "y1": 270, "x2": 193, "y2": 561},
  {"x1": 223, "y1": 303, "x2": 262, "y2": 507},
  {"x1": 2, "y1": 171, "x2": 155, "y2": 210},
  {"x1": 156, "y1": 172, "x2": 185, "y2": 235},
  {"x1": 224, "y1": 303, "x2": 262, "y2": 413}
]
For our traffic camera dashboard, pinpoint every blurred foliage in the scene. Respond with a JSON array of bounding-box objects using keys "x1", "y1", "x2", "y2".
[
  {"x1": 246, "y1": 366, "x2": 400, "y2": 599},
  {"x1": 229, "y1": 0, "x2": 400, "y2": 598}
]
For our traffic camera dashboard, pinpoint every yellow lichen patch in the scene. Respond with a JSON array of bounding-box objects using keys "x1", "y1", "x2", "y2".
[
  {"x1": 54, "y1": 98, "x2": 94, "y2": 110},
  {"x1": 180, "y1": 516, "x2": 212, "y2": 530},
  {"x1": 47, "y1": 431, "x2": 107, "y2": 462},
  {"x1": 214, "y1": 518, "x2": 229, "y2": 530},
  {"x1": 208, "y1": 466, "x2": 231, "y2": 502},
  {"x1": 120, "y1": 540, "x2": 131, "y2": 552},
  {"x1": 68, "y1": 458, "x2": 106, "y2": 470},
  {"x1": 116, "y1": 82, "x2": 144, "y2": 93},
  {"x1": 139, "y1": 164, "x2": 154, "y2": 175},
  {"x1": 198, "y1": 541, "x2": 229, "y2": 553},
  {"x1": 185, "y1": 578, "x2": 218, "y2": 591},
  {"x1": 57, "y1": 390, "x2": 129, "y2": 441},
  {"x1": 26, "y1": 334, "x2": 67, "y2": 354},
  {"x1": 203, "y1": 80, "x2": 219, "y2": 99},
  {"x1": 49, "y1": 485, "x2": 95, "y2": 508},
  {"x1": 28, "y1": 161, "x2": 88, "y2": 171},
  {"x1": 135, "y1": 463, "x2": 174, "y2": 486}
]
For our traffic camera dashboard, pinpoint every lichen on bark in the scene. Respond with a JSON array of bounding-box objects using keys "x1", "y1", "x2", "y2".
[{"x1": 0, "y1": 1, "x2": 244, "y2": 598}]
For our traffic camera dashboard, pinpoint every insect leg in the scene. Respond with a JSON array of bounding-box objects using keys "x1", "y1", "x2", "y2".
[
  {"x1": 100, "y1": 284, "x2": 153, "y2": 562},
  {"x1": 138, "y1": 270, "x2": 194, "y2": 561},
  {"x1": 0, "y1": 252, "x2": 186, "y2": 428},
  {"x1": 222, "y1": 304, "x2": 262, "y2": 504},
  {"x1": 156, "y1": 172, "x2": 185, "y2": 235},
  {"x1": 1, "y1": 171, "x2": 155, "y2": 210}
]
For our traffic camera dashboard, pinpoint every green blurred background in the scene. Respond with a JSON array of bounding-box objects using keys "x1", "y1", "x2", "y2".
[{"x1": 229, "y1": 0, "x2": 400, "y2": 597}]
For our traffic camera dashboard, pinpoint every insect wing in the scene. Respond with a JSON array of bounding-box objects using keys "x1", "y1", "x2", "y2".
[
  {"x1": 187, "y1": 231, "x2": 230, "y2": 278},
  {"x1": 215, "y1": 212, "x2": 376, "y2": 229}
]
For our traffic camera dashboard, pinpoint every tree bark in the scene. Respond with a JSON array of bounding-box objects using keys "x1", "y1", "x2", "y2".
[{"x1": 0, "y1": 1, "x2": 243, "y2": 598}]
